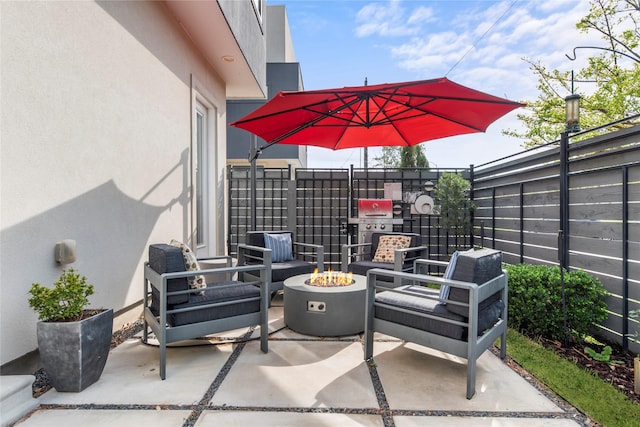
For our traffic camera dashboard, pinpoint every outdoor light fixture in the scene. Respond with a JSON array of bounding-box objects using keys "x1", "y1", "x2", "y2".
[
  {"x1": 565, "y1": 93, "x2": 581, "y2": 133},
  {"x1": 559, "y1": 90, "x2": 581, "y2": 348}
]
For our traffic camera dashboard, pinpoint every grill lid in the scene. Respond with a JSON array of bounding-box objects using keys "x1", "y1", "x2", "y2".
[{"x1": 357, "y1": 199, "x2": 393, "y2": 218}]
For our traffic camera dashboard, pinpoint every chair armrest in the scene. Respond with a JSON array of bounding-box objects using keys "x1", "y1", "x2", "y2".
[
  {"x1": 292, "y1": 242, "x2": 325, "y2": 271},
  {"x1": 145, "y1": 263, "x2": 271, "y2": 300},
  {"x1": 366, "y1": 268, "x2": 507, "y2": 317},
  {"x1": 198, "y1": 254, "x2": 233, "y2": 263},
  {"x1": 365, "y1": 267, "x2": 472, "y2": 325},
  {"x1": 144, "y1": 263, "x2": 271, "y2": 332},
  {"x1": 367, "y1": 268, "x2": 469, "y2": 291},
  {"x1": 237, "y1": 244, "x2": 273, "y2": 266},
  {"x1": 414, "y1": 258, "x2": 449, "y2": 275},
  {"x1": 394, "y1": 245, "x2": 429, "y2": 272},
  {"x1": 341, "y1": 242, "x2": 372, "y2": 270}
]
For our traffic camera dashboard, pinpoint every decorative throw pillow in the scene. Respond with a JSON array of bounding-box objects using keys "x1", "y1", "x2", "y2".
[
  {"x1": 169, "y1": 239, "x2": 207, "y2": 293},
  {"x1": 264, "y1": 233, "x2": 294, "y2": 263},
  {"x1": 439, "y1": 249, "x2": 473, "y2": 303},
  {"x1": 372, "y1": 235, "x2": 412, "y2": 263}
]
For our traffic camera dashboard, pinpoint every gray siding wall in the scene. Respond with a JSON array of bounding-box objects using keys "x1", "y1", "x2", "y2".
[{"x1": 219, "y1": 0, "x2": 267, "y2": 96}]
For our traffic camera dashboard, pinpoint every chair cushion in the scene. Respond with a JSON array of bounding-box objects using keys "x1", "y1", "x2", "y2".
[
  {"x1": 375, "y1": 284, "x2": 504, "y2": 339},
  {"x1": 148, "y1": 244, "x2": 189, "y2": 306},
  {"x1": 169, "y1": 240, "x2": 207, "y2": 293},
  {"x1": 372, "y1": 235, "x2": 412, "y2": 263},
  {"x1": 264, "y1": 233, "x2": 294, "y2": 262},
  {"x1": 446, "y1": 248, "x2": 503, "y2": 318},
  {"x1": 348, "y1": 260, "x2": 399, "y2": 276},
  {"x1": 246, "y1": 231, "x2": 268, "y2": 248},
  {"x1": 271, "y1": 259, "x2": 316, "y2": 283},
  {"x1": 375, "y1": 285, "x2": 465, "y2": 340},
  {"x1": 166, "y1": 282, "x2": 261, "y2": 327}
]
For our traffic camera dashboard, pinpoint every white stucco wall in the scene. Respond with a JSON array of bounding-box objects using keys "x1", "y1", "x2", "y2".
[{"x1": 0, "y1": 1, "x2": 229, "y2": 365}]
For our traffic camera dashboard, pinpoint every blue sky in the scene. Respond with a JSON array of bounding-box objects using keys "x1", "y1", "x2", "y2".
[{"x1": 269, "y1": 0, "x2": 602, "y2": 169}]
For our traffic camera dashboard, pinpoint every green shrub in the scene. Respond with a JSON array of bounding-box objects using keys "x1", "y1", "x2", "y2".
[
  {"x1": 28, "y1": 268, "x2": 94, "y2": 322},
  {"x1": 504, "y1": 263, "x2": 608, "y2": 342}
]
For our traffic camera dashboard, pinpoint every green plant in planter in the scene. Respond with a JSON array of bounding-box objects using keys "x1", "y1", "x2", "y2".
[
  {"x1": 28, "y1": 268, "x2": 112, "y2": 392},
  {"x1": 28, "y1": 268, "x2": 94, "y2": 322}
]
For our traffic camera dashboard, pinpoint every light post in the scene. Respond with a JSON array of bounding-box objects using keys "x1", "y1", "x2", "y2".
[{"x1": 559, "y1": 92, "x2": 580, "y2": 347}]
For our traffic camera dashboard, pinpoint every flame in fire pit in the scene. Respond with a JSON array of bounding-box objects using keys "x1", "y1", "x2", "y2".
[{"x1": 306, "y1": 269, "x2": 354, "y2": 287}]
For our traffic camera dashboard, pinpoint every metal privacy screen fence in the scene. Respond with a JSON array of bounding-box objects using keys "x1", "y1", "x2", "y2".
[
  {"x1": 227, "y1": 124, "x2": 640, "y2": 352},
  {"x1": 227, "y1": 165, "x2": 472, "y2": 270}
]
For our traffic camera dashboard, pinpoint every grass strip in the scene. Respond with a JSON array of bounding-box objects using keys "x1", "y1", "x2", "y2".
[{"x1": 505, "y1": 329, "x2": 640, "y2": 427}]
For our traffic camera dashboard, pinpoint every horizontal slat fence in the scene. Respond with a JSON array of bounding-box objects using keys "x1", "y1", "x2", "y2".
[{"x1": 474, "y1": 125, "x2": 640, "y2": 352}]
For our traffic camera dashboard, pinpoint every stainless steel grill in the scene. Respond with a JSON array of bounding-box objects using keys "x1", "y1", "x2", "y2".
[{"x1": 348, "y1": 199, "x2": 403, "y2": 245}]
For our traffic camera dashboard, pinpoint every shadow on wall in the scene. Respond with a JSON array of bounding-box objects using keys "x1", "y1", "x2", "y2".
[
  {"x1": 96, "y1": 0, "x2": 192, "y2": 87},
  {"x1": 0, "y1": 151, "x2": 190, "y2": 366}
]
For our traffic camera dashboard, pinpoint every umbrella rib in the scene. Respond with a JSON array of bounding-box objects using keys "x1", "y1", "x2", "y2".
[
  {"x1": 231, "y1": 96, "x2": 356, "y2": 126},
  {"x1": 376, "y1": 94, "x2": 508, "y2": 131},
  {"x1": 260, "y1": 95, "x2": 363, "y2": 150}
]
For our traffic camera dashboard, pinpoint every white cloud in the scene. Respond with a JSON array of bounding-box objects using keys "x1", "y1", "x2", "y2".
[
  {"x1": 407, "y1": 6, "x2": 435, "y2": 26},
  {"x1": 354, "y1": 0, "x2": 434, "y2": 37}
]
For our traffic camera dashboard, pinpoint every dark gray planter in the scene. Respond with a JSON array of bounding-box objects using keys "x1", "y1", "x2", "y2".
[{"x1": 37, "y1": 308, "x2": 113, "y2": 392}]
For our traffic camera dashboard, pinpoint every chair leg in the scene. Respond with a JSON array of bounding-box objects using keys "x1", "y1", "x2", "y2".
[
  {"x1": 466, "y1": 358, "x2": 476, "y2": 399},
  {"x1": 268, "y1": 291, "x2": 278, "y2": 308},
  {"x1": 500, "y1": 327, "x2": 507, "y2": 359},
  {"x1": 364, "y1": 328, "x2": 374, "y2": 359},
  {"x1": 160, "y1": 341, "x2": 166, "y2": 380},
  {"x1": 364, "y1": 287, "x2": 374, "y2": 359},
  {"x1": 260, "y1": 305, "x2": 269, "y2": 353}
]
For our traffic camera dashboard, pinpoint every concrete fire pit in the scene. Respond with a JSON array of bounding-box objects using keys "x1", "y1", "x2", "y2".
[{"x1": 283, "y1": 274, "x2": 366, "y2": 336}]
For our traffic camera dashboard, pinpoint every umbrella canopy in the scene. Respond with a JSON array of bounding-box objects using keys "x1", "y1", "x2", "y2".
[{"x1": 230, "y1": 77, "x2": 524, "y2": 152}]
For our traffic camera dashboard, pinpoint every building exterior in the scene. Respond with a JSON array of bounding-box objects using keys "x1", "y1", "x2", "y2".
[
  {"x1": 227, "y1": 5, "x2": 307, "y2": 169},
  {"x1": 0, "y1": 0, "x2": 267, "y2": 371}
]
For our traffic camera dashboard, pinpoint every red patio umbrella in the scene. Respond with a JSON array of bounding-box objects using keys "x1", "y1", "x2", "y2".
[{"x1": 230, "y1": 77, "x2": 524, "y2": 155}]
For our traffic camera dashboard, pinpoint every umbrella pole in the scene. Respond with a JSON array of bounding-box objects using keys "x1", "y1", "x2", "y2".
[
  {"x1": 250, "y1": 135, "x2": 258, "y2": 231},
  {"x1": 363, "y1": 77, "x2": 368, "y2": 169}
]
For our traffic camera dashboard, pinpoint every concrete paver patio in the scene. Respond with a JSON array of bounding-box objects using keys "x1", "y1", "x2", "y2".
[{"x1": 14, "y1": 296, "x2": 588, "y2": 426}]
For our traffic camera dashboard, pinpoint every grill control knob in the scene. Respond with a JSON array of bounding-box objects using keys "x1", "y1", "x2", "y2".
[
  {"x1": 380, "y1": 224, "x2": 386, "y2": 229},
  {"x1": 366, "y1": 224, "x2": 372, "y2": 229}
]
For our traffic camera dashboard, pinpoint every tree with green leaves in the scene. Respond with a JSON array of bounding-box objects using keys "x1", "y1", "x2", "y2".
[
  {"x1": 434, "y1": 172, "x2": 474, "y2": 251},
  {"x1": 504, "y1": 0, "x2": 640, "y2": 147},
  {"x1": 373, "y1": 145, "x2": 429, "y2": 168}
]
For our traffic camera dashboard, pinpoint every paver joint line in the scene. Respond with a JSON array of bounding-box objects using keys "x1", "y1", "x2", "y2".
[{"x1": 182, "y1": 327, "x2": 254, "y2": 427}]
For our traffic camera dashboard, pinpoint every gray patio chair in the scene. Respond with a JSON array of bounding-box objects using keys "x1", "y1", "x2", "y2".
[
  {"x1": 143, "y1": 244, "x2": 270, "y2": 379},
  {"x1": 364, "y1": 248, "x2": 508, "y2": 399},
  {"x1": 342, "y1": 232, "x2": 428, "y2": 284},
  {"x1": 237, "y1": 230, "x2": 324, "y2": 298}
]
